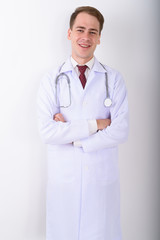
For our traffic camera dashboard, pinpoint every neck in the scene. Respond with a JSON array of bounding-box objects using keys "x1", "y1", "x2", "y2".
[{"x1": 72, "y1": 55, "x2": 93, "y2": 65}]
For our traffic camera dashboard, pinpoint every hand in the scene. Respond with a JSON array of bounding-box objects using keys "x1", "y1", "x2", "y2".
[
  {"x1": 53, "y1": 113, "x2": 66, "y2": 122},
  {"x1": 96, "y1": 118, "x2": 111, "y2": 130}
]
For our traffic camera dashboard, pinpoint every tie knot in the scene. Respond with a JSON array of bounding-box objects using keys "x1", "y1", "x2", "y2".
[{"x1": 77, "y1": 65, "x2": 88, "y2": 74}]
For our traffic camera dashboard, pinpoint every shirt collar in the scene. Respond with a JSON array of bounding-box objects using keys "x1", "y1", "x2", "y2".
[
  {"x1": 70, "y1": 56, "x2": 95, "y2": 70},
  {"x1": 59, "y1": 56, "x2": 108, "y2": 74}
]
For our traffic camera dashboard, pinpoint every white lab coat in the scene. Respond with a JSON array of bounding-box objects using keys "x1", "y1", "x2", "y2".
[{"x1": 37, "y1": 57, "x2": 129, "y2": 240}]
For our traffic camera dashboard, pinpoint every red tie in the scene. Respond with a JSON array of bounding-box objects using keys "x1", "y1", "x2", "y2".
[{"x1": 77, "y1": 65, "x2": 88, "y2": 88}]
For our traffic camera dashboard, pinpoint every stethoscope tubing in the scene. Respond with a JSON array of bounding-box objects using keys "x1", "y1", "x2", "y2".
[
  {"x1": 55, "y1": 62, "x2": 112, "y2": 108},
  {"x1": 55, "y1": 72, "x2": 71, "y2": 108}
]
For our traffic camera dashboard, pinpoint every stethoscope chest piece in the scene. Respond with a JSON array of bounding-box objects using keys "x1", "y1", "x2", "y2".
[{"x1": 104, "y1": 98, "x2": 112, "y2": 107}]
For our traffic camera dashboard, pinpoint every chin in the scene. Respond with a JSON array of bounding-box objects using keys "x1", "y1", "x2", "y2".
[{"x1": 78, "y1": 53, "x2": 92, "y2": 60}]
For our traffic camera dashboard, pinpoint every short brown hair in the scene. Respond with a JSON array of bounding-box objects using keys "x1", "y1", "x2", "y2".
[{"x1": 70, "y1": 6, "x2": 104, "y2": 34}]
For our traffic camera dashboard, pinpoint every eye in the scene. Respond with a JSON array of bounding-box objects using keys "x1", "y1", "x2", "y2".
[
  {"x1": 90, "y1": 31, "x2": 96, "y2": 35},
  {"x1": 77, "y1": 29, "x2": 83, "y2": 33}
]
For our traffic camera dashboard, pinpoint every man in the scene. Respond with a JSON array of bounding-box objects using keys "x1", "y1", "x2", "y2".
[{"x1": 37, "y1": 6, "x2": 129, "y2": 240}]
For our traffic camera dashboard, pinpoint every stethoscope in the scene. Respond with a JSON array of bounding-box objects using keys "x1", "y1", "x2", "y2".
[{"x1": 55, "y1": 62, "x2": 112, "y2": 108}]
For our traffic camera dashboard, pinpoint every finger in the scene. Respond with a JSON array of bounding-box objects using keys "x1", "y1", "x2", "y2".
[
  {"x1": 54, "y1": 117, "x2": 59, "y2": 122},
  {"x1": 55, "y1": 113, "x2": 63, "y2": 120},
  {"x1": 54, "y1": 113, "x2": 65, "y2": 122},
  {"x1": 54, "y1": 116, "x2": 64, "y2": 122},
  {"x1": 57, "y1": 114, "x2": 65, "y2": 122},
  {"x1": 54, "y1": 113, "x2": 61, "y2": 120},
  {"x1": 54, "y1": 113, "x2": 60, "y2": 118}
]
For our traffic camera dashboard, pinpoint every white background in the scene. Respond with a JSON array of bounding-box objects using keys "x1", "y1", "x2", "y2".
[{"x1": 0, "y1": 0, "x2": 159, "y2": 239}]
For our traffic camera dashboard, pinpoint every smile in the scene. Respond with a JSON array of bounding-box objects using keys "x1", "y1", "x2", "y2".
[{"x1": 79, "y1": 44, "x2": 91, "y2": 48}]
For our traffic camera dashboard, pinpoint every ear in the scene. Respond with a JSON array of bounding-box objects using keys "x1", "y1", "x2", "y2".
[
  {"x1": 67, "y1": 28, "x2": 72, "y2": 40},
  {"x1": 97, "y1": 35, "x2": 101, "y2": 45}
]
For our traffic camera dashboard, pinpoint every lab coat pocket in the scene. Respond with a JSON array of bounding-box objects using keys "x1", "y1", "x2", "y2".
[
  {"x1": 95, "y1": 148, "x2": 119, "y2": 185},
  {"x1": 47, "y1": 146, "x2": 76, "y2": 184}
]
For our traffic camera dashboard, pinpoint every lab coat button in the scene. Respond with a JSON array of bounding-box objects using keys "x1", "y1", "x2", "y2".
[
  {"x1": 85, "y1": 165, "x2": 89, "y2": 171},
  {"x1": 82, "y1": 101, "x2": 87, "y2": 107}
]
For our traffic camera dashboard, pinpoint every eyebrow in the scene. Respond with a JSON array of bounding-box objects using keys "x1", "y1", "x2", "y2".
[{"x1": 76, "y1": 26, "x2": 98, "y2": 32}]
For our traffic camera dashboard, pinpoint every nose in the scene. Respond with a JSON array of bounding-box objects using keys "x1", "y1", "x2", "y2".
[{"x1": 81, "y1": 31, "x2": 90, "y2": 40}]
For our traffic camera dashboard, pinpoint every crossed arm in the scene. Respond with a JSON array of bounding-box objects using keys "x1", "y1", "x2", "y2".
[
  {"x1": 38, "y1": 72, "x2": 128, "y2": 152},
  {"x1": 54, "y1": 113, "x2": 111, "y2": 131}
]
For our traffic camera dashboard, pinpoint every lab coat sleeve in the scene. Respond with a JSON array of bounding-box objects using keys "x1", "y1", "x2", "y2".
[
  {"x1": 37, "y1": 73, "x2": 90, "y2": 145},
  {"x1": 81, "y1": 72, "x2": 129, "y2": 152}
]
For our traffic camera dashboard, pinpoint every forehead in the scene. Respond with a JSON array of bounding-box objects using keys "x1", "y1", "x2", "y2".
[{"x1": 73, "y1": 12, "x2": 100, "y2": 31}]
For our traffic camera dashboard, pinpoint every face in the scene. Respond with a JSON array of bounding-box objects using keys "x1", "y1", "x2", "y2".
[{"x1": 68, "y1": 12, "x2": 101, "y2": 64}]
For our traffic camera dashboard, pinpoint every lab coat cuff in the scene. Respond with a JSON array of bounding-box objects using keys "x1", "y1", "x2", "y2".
[
  {"x1": 73, "y1": 140, "x2": 82, "y2": 147},
  {"x1": 88, "y1": 120, "x2": 97, "y2": 135}
]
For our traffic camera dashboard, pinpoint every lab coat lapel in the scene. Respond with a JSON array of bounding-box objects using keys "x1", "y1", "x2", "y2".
[
  {"x1": 85, "y1": 57, "x2": 106, "y2": 89},
  {"x1": 60, "y1": 58, "x2": 87, "y2": 92},
  {"x1": 59, "y1": 58, "x2": 73, "y2": 74},
  {"x1": 59, "y1": 57, "x2": 107, "y2": 93},
  {"x1": 92, "y1": 57, "x2": 107, "y2": 73}
]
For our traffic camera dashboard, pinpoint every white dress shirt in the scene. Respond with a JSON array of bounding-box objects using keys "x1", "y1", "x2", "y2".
[{"x1": 71, "y1": 56, "x2": 95, "y2": 79}]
